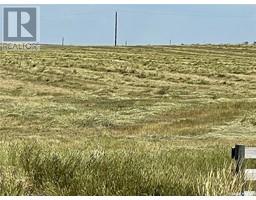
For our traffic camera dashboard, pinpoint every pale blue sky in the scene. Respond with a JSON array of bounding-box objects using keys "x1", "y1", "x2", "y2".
[{"x1": 1, "y1": 5, "x2": 256, "y2": 45}]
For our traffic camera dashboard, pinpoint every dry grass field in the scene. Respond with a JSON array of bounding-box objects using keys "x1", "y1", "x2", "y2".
[{"x1": 0, "y1": 44, "x2": 256, "y2": 195}]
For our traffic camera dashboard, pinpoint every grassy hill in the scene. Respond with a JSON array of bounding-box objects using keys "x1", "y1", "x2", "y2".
[{"x1": 0, "y1": 45, "x2": 256, "y2": 195}]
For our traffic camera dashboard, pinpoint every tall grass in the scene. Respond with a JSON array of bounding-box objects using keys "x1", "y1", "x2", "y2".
[{"x1": 0, "y1": 142, "x2": 245, "y2": 195}]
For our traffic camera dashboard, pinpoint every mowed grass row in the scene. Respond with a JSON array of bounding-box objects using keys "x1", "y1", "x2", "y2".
[{"x1": 0, "y1": 45, "x2": 256, "y2": 195}]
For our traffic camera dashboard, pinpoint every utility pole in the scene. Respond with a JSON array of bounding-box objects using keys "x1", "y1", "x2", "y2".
[
  {"x1": 114, "y1": 11, "x2": 118, "y2": 47},
  {"x1": 125, "y1": 41, "x2": 127, "y2": 46},
  {"x1": 169, "y1": 40, "x2": 172, "y2": 45},
  {"x1": 62, "y1": 37, "x2": 64, "y2": 46}
]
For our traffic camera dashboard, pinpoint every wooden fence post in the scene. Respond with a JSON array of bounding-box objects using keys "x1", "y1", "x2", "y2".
[
  {"x1": 232, "y1": 144, "x2": 245, "y2": 195},
  {"x1": 233, "y1": 144, "x2": 245, "y2": 173},
  {"x1": 231, "y1": 144, "x2": 256, "y2": 195}
]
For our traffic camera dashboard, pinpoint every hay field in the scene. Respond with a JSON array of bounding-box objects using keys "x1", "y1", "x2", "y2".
[{"x1": 0, "y1": 45, "x2": 256, "y2": 195}]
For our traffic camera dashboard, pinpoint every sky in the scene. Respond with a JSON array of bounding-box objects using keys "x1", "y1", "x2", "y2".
[{"x1": 1, "y1": 4, "x2": 256, "y2": 45}]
